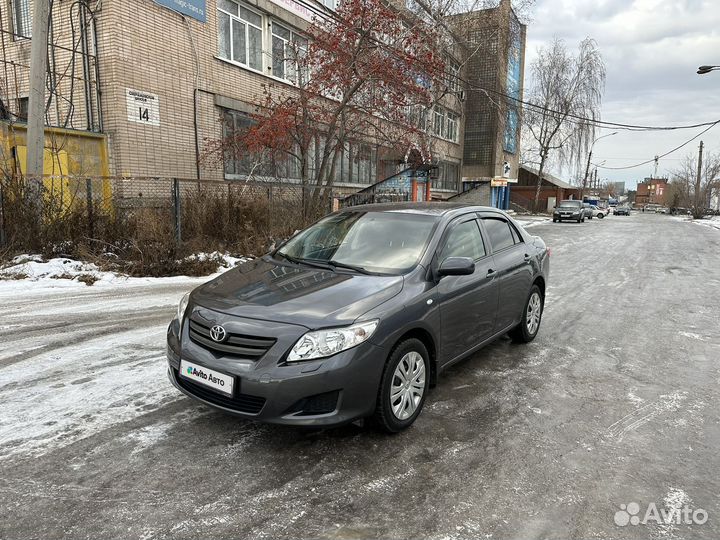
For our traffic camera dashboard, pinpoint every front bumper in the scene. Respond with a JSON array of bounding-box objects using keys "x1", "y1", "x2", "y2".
[
  {"x1": 554, "y1": 213, "x2": 581, "y2": 220},
  {"x1": 166, "y1": 314, "x2": 387, "y2": 427}
]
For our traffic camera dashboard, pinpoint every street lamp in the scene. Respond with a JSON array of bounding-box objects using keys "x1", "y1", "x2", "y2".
[
  {"x1": 581, "y1": 132, "x2": 618, "y2": 198},
  {"x1": 697, "y1": 65, "x2": 720, "y2": 75}
]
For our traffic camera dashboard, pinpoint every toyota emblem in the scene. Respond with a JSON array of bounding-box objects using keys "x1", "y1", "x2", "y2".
[{"x1": 209, "y1": 325, "x2": 227, "y2": 342}]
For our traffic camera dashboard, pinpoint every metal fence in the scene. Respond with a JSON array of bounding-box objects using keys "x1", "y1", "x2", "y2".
[{"x1": 0, "y1": 175, "x2": 339, "y2": 259}]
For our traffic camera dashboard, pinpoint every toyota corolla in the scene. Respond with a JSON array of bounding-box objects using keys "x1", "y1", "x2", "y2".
[{"x1": 166, "y1": 203, "x2": 550, "y2": 432}]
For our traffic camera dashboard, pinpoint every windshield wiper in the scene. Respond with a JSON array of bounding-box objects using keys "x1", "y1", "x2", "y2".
[
  {"x1": 274, "y1": 251, "x2": 300, "y2": 264},
  {"x1": 275, "y1": 252, "x2": 371, "y2": 274},
  {"x1": 276, "y1": 252, "x2": 334, "y2": 271},
  {"x1": 327, "y1": 260, "x2": 372, "y2": 275}
]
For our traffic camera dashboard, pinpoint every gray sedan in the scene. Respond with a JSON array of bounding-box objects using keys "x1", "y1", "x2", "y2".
[{"x1": 166, "y1": 203, "x2": 550, "y2": 432}]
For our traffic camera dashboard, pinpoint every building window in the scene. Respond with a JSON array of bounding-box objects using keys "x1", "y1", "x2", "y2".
[
  {"x1": 16, "y1": 97, "x2": 29, "y2": 121},
  {"x1": 432, "y1": 162, "x2": 459, "y2": 191},
  {"x1": 447, "y1": 59, "x2": 461, "y2": 94},
  {"x1": 321, "y1": 0, "x2": 338, "y2": 10},
  {"x1": 433, "y1": 107, "x2": 445, "y2": 138},
  {"x1": 12, "y1": 0, "x2": 31, "y2": 39},
  {"x1": 446, "y1": 112, "x2": 458, "y2": 143},
  {"x1": 223, "y1": 108, "x2": 302, "y2": 180},
  {"x1": 272, "y1": 23, "x2": 308, "y2": 84},
  {"x1": 217, "y1": 0, "x2": 263, "y2": 71}
]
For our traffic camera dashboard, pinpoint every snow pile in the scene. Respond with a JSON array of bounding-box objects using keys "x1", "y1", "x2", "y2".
[
  {"x1": 0, "y1": 252, "x2": 250, "y2": 289},
  {"x1": 0, "y1": 255, "x2": 104, "y2": 283},
  {"x1": 515, "y1": 216, "x2": 551, "y2": 229},
  {"x1": 693, "y1": 216, "x2": 720, "y2": 231}
]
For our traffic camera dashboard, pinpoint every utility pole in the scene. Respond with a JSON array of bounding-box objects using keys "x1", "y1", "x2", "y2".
[
  {"x1": 581, "y1": 149, "x2": 592, "y2": 200},
  {"x1": 26, "y1": 0, "x2": 51, "y2": 183},
  {"x1": 694, "y1": 141, "x2": 704, "y2": 217}
]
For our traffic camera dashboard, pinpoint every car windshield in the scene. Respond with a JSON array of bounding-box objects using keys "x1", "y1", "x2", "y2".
[
  {"x1": 276, "y1": 211, "x2": 439, "y2": 274},
  {"x1": 559, "y1": 201, "x2": 581, "y2": 208}
]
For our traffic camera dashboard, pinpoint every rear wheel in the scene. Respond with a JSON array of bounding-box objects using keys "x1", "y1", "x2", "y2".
[
  {"x1": 509, "y1": 285, "x2": 544, "y2": 343},
  {"x1": 372, "y1": 339, "x2": 430, "y2": 433}
]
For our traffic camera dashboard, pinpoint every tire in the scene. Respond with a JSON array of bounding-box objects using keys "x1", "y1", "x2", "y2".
[
  {"x1": 577, "y1": 218, "x2": 581, "y2": 223},
  {"x1": 598, "y1": 213, "x2": 604, "y2": 219},
  {"x1": 372, "y1": 338, "x2": 430, "y2": 433},
  {"x1": 553, "y1": 218, "x2": 557, "y2": 223},
  {"x1": 509, "y1": 285, "x2": 544, "y2": 343}
]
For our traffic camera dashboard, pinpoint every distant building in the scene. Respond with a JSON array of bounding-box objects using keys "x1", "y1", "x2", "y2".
[
  {"x1": 452, "y1": 0, "x2": 526, "y2": 209},
  {"x1": 611, "y1": 181, "x2": 626, "y2": 196},
  {"x1": 512, "y1": 165, "x2": 580, "y2": 212},
  {"x1": 635, "y1": 178, "x2": 668, "y2": 207}
]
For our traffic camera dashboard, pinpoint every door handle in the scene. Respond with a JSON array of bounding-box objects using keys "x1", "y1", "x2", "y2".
[
  {"x1": 486, "y1": 268, "x2": 496, "y2": 278},
  {"x1": 524, "y1": 254, "x2": 531, "y2": 261}
]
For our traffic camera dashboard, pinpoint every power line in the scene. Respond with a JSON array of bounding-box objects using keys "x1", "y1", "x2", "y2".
[
  {"x1": 288, "y1": 0, "x2": 720, "y2": 133},
  {"x1": 596, "y1": 120, "x2": 719, "y2": 170}
]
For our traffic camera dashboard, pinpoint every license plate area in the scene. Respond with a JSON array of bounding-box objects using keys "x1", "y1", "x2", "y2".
[{"x1": 179, "y1": 359, "x2": 235, "y2": 396}]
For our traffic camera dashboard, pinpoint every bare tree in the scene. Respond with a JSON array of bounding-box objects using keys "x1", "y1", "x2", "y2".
[
  {"x1": 669, "y1": 151, "x2": 720, "y2": 217},
  {"x1": 523, "y1": 37, "x2": 605, "y2": 211}
]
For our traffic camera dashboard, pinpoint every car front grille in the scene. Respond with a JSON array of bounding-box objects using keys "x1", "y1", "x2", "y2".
[
  {"x1": 175, "y1": 372, "x2": 266, "y2": 414},
  {"x1": 188, "y1": 319, "x2": 276, "y2": 360}
]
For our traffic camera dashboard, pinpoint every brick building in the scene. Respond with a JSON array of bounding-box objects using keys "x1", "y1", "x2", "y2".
[
  {"x1": 512, "y1": 165, "x2": 580, "y2": 212},
  {"x1": 1, "y1": 0, "x2": 523, "y2": 202},
  {"x1": 635, "y1": 178, "x2": 668, "y2": 207}
]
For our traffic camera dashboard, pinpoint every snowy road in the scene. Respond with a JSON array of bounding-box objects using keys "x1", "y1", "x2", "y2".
[{"x1": 2, "y1": 213, "x2": 720, "y2": 539}]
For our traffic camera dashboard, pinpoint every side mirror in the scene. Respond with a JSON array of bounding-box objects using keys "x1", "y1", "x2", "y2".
[{"x1": 438, "y1": 257, "x2": 475, "y2": 277}]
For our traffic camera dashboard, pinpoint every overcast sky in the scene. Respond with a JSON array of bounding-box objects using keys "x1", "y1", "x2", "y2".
[{"x1": 523, "y1": 0, "x2": 720, "y2": 189}]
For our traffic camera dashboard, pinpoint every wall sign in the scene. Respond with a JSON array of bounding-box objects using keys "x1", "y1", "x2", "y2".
[
  {"x1": 267, "y1": 0, "x2": 315, "y2": 21},
  {"x1": 153, "y1": 0, "x2": 207, "y2": 22},
  {"x1": 126, "y1": 89, "x2": 160, "y2": 127}
]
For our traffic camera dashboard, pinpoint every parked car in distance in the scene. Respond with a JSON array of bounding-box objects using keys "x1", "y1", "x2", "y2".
[
  {"x1": 614, "y1": 206, "x2": 630, "y2": 216},
  {"x1": 166, "y1": 203, "x2": 550, "y2": 432},
  {"x1": 670, "y1": 207, "x2": 691, "y2": 215},
  {"x1": 582, "y1": 203, "x2": 595, "y2": 220},
  {"x1": 553, "y1": 200, "x2": 585, "y2": 222},
  {"x1": 656, "y1": 207, "x2": 670, "y2": 214},
  {"x1": 589, "y1": 204, "x2": 606, "y2": 219}
]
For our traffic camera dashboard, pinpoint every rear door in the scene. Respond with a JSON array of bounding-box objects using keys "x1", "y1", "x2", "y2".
[
  {"x1": 436, "y1": 216, "x2": 499, "y2": 363},
  {"x1": 479, "y1": 215, "x2": 533, "y2": 333}
]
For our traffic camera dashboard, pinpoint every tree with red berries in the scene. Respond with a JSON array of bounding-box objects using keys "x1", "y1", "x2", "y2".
[{"x1": 207, "y1": 0, "x2": 445, "y2": 216}]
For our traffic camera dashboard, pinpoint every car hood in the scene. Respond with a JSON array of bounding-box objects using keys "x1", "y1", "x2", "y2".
[{"x1": 190, "y1": 257, "x2": 404, "y2": 328}]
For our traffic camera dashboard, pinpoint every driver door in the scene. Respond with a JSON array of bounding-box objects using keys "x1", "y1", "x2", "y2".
[{"x1": 436, "y1": 216, "x2": 499, "y2": 365}]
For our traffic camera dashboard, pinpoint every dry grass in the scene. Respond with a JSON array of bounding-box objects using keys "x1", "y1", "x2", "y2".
[{"x1": 0, "y1": 176, "x2": 330, "y2": 276}]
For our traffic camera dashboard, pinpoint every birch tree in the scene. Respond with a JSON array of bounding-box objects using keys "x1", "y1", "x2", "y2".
[{"x1": 524, "y1": 37, "x2": 605, "y2": 210}]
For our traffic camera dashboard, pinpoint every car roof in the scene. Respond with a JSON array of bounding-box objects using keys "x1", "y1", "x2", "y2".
[{"x1": 340, "y1": 201, "x2": 503, "y2": 217}]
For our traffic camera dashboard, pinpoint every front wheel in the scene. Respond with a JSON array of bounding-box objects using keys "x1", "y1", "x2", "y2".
[
  {"x1": 372, "y1": 339, "x2": 430, "y2": 433},
  {"x1": 509, "y1": 285, "x2": 544, "y2": 343},
  {"x1": 598, "y1": 213, "x2": 604, "y2": 219}
]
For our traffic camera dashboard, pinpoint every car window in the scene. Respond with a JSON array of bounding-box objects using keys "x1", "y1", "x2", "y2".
[
  {"x1": 508, "y1": 221, "x2": 523, "y2": 244},
  {"x1": 439, "y1": 220, "x2": 486, "y2": 261},
  {"x1": 559, "y1": 201, "x2": 581, "y2": 208},
  {"x1": 482, "y1": 217, "x2": 515, "y2": 252}
]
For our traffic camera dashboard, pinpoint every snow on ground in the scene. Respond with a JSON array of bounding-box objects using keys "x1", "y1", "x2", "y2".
[
  {"x1": 692, "y1": 216, "x2": 720, "y2": 231},
  {"x1": 515, "y1": 216, "x2": 551, "y2": 229},
  {"x1": 0, "y1": 253, "x2": 252, "y2": 458},
  {"x1": 670, "y1": 215, "x2": 720, "y2": 231},
  {"x1": 0, "y1": 252, "x2": 250, "y2": 291}
]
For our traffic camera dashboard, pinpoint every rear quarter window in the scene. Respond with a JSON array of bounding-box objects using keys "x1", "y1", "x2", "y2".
[{"x1": 482, "y1": 218, "x2": 516, "y2": 252}]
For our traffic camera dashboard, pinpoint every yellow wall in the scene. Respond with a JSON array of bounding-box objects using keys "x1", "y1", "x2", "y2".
[{"x1": 0, "y1": 121, "x2": 112, "y2": 211}]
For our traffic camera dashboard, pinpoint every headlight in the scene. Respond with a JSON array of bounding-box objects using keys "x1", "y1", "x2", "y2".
[
  {"x1": 177, "y1": 292, "x2": 190, "y2": 322},
  {"x1": 288, "y1": 320, "x2": 379, "y2": 362}
]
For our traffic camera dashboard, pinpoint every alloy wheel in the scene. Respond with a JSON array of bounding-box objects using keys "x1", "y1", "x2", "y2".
[
  {"x1": 390, "y1": 351, "x2": 426, "y2": 420},
  {"x1": 526, "y1": 292, "x2": 542, "y2": 335}
]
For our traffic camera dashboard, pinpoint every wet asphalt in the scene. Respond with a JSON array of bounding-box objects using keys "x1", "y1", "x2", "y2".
[{"x1": 1, "y1": 212, "x2": 719, "y2": 540}]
